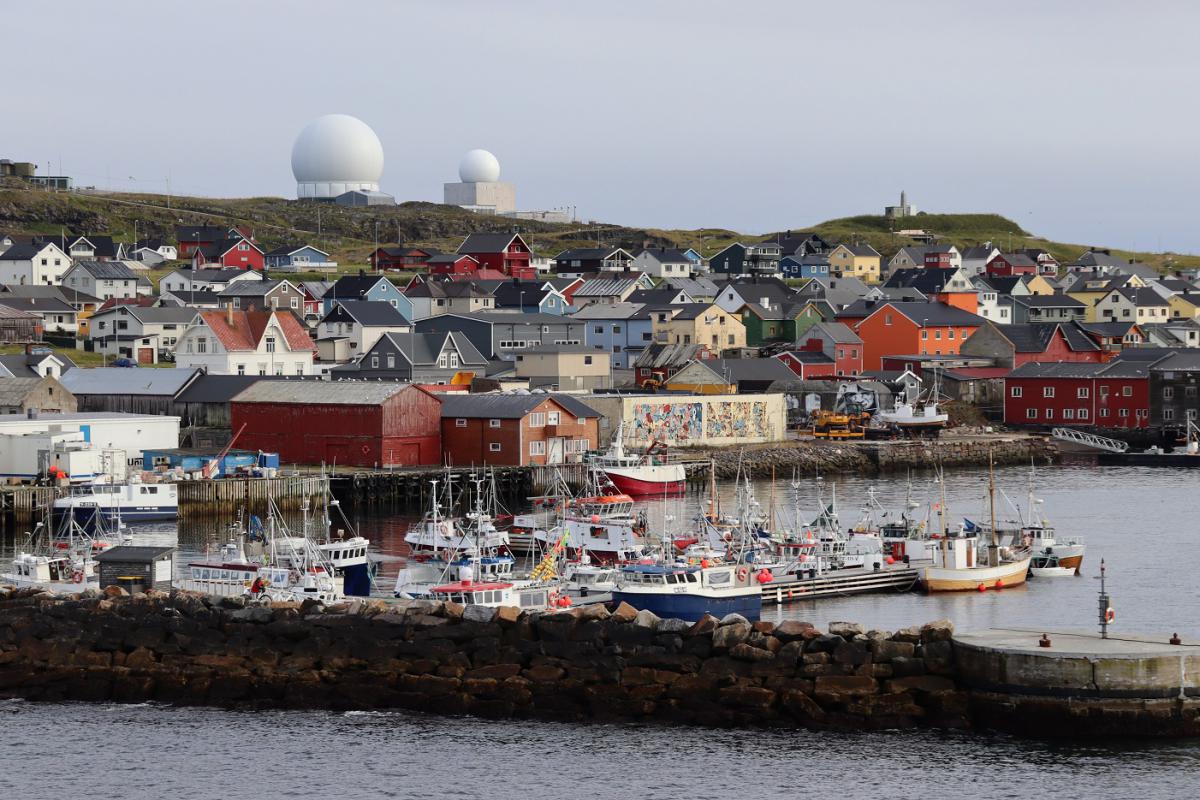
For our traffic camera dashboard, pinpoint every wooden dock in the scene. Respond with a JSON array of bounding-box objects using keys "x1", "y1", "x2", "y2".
[{"x1": 761, "y1": 563, "x2": 923, "y2": 604}]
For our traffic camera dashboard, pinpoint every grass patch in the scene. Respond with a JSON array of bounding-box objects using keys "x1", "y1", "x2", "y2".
[{"x1": 0, "y1": 343, "x2": 174, "y2": 369}]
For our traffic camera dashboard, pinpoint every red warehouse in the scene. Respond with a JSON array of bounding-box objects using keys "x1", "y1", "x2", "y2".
[
  {"x1": 440, "y1": 393, "x2": 600, "y2": 466},
  {"x1": 230, "y1": 382, "x2": 443, "y2": 467},
  {"x1": 1003, "y1": 360, "x2": 1150, "y2": 429}
]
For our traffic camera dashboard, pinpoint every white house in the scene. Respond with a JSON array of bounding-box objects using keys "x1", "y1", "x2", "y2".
[
  {"x1": 971, "y1": 276, "x2": 1012, "y2": 324},
  {"x1": 61, "y1": 261, "x2": 142, "y2": 301},
  {"x1": 87, "y1": 305, "x2": 199, "y2": 363},
  {"x1": 159, "y1": 267, "x2": 265, "y2": 295},
  {"x1": 961, "y1": 244, "x2": 1000, "y2": 277},
  {"x1": 0, "y1": 242, "x2": 71, "y2": 286},
  {"x1": 633, "y1": 248, "x2": 694, "y2": 279},
  {"x1": 316, "y1": 300, "x2": 412, "y2": 356},
  {"x1": 174, "y1": 308, "x2": 317, "y2": 376}
]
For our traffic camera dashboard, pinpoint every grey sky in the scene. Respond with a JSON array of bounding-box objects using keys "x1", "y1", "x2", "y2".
[{"x1": 7, "y1": 1, "x2": 1199, "y2": 252}]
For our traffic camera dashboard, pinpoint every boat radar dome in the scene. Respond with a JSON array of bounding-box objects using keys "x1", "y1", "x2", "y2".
[
  {"x1": 291, "y1": 114, "x2": 384, "y2": 200},
  {"x1": 458, "y1": 149, "x2": 501, "y2": 183}
]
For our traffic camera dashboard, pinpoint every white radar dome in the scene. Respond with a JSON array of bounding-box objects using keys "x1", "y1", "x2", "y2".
[
  {"x1": 291, "y1": 114, "x2": 384, "y2": 199},
  {"x1": 459, "y1": 149, "x2": 501, "y2": 183}
]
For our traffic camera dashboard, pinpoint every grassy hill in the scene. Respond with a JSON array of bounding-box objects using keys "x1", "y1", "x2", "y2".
[{"x1": 1, "y1": 182, "x2": 1195, "y2": 275}]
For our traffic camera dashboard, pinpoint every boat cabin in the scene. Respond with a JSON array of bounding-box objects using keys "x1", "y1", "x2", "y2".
[
  {"x1": 10, "y1": 554, "x2": 78, "y2": 583},
  {"x1": 620, "y1": 564, "x2": 702, "y2": 586},
  {"x1": 933, "y1": 535, "x2": 977, "y2": 569},
  {"x1": 429, "y1": 579, "x2": 553, "y2": 610}
]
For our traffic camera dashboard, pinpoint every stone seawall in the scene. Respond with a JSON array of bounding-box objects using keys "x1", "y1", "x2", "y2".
[
  {"x1": 0, "y1": 588, "x2": 967, "y2": 731},
  {"x1": 698, "y1": 435, "x2": 1057, "y2": 479}
]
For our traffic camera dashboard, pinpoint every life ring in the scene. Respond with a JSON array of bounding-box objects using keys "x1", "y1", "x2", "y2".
[
  {"x1": 735, "y1": 566, "x2": 749, "y2": 581},
  {"x1": 361, "y1": 444, "x2": 370, "y2": 455},
  {"x1": 1105, "y1": 607, "x2": 1116, "y2": 623},
  {"x1": 71, "y1": 570, "x2": 84, "y2": 584}
]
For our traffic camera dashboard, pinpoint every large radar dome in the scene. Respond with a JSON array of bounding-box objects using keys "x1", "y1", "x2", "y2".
[
  {"x1": 291, "y1": 114, "x2": 384, "y2": 199},
  {"x1": 459, "y1": 149, "x2": 501, "y2": 183}
]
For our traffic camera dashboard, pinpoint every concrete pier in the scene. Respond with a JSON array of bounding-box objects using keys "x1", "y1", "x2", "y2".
[{"x1": 954, "y1": 628, "x2": 1200, "y2": 737}]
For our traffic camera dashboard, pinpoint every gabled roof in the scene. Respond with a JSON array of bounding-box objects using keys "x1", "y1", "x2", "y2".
[
  {"x1": 961, "y1": 245, "x2": 999, "y2": 260},
  {"x1": 326, "y1": 273, "x2": 393, "y2": 299},
  {"x1": 195, "y1": 238, "x2": 264, "y2": 259},
  {"x1": 883, "y1": 267, "x2": 968, "y2": 294},
  {"x1": 989, "y1": 322, "x2": 1099, "y2": 354},
  {"x1": 233, "y1": 381, "x2": 414, "y2": 405},
  {"x1": 459, "y1": 232, "x2": 526, "y2": 253},
  {"x1": 322, "y1": 300, "x2": 410, "y2": 327},
  {"x1": 198, "y1": 310, "x2": 315, "y2": 353},
  {"x1": 2, "y1": 285, "x2": 102, "y2": 305},
  {"x1": 569, "y1": 302, "x2": 649, "y2": 321},
  {"x1": 635, "y1": 247, "x2": 691, "y2": 263},
  {"x1": 60, "y1": 367, "x2": 202, "y2": 397},
  {"x1": 686, "y1": 357, "x2": 797, "y2": 383},
  {"x1": 633, "y1": 342, "x2": 709, "y2": 369},
  {"x1": 991, "y1": 252, "x2": 1038, "y2": 268},
  {"x1": 1009, "y1": 294, "x2": 1085, "y2": 308},
  {"x1": 0, "y1": 377, "x2": 55, "y2": 406},
  {"x1": 833, "y1": 243, "x2": 881, "y2": 258},
  {"x1": 1008, "y1": 360, "x2": 1150, "y2": 380},
  {"x1": 216, "y1": 279, "x2": 289, "y2": 297},
  {"x1": 849, "y1": 300, "x2": 985, "y2": 327},
  {"x1": 573, "y1": 277, "x2": 640, "y2": 297},
  {"x1": 0, "y1": 296, "x2": 76, "y2": 314},
  {"x1": 804, "y1": 321, "x2": 862, "y2": 344},
  {"x1": 439, "y1": 392, "x2": 599, "y2": 419},
  {"x1": 426, "y1": 253, "x2": 478, "y2": 266},
  {"x1": 382, "y1": 330, "x2": 488, "y2": 367},
  {"x1": 175, "y1": 224, "x2": 233, "y2": 241},
  {"x1": 628, "y1": 288, "x2": 689, "y2": 305},
  {"x1": 67, "y1": 260, "x2": 139, "y2": 280},
  {"x1": 554, "y1": 247, "x2": 626, "y2": 261},
  {"x1": 264, "y1": 243, "x2": 330, "y2": 258},
  {"x1": 0, "y1": 242, "x2": 59, "y2": 261}
]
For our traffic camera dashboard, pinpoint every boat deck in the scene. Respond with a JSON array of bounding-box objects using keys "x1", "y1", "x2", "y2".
[{"x1": 761, "y1": 561, "x2": 925, "y2": 604}]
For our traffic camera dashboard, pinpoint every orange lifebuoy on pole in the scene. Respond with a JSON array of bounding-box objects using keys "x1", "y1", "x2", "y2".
[
  {"x1": 361, "y1": 444, "x2": 370, "y2": 455},
  {"x1": 735, "y1": 566, "x2": 749, "y2": 581},
  {"x1": 1105, "y1": 608, "x2": 1116, "y2": 623}
]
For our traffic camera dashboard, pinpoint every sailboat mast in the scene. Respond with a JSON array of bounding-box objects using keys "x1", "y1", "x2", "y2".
[
  {"x1": 938, "y1": 467, "x2": 947, "y2": 537},
  {"x1": 988, "y1": 452, "x2": 998, "y2": 548}
]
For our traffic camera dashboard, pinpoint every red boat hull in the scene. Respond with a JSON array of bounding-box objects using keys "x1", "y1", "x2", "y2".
[{"x1": 604, "y1": 472, "x2": 686, "y2": 497}]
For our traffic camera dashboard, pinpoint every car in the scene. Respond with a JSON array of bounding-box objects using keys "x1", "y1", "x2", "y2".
[{"x1": 111, "y1": 357, "x2": 138, "y2": 368}]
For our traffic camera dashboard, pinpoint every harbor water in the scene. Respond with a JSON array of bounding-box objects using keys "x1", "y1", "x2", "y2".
[{"x1": 2, "y1": 461, "x2": 1198, "y2": 798}]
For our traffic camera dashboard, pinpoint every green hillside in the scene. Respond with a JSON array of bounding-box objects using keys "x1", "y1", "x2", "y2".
[{"x1": 0, "y1": 182, "x2": 1195, "y2": 275}]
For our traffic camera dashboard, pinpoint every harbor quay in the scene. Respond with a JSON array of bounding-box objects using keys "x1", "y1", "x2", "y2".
[{"x1": 1, "y1": 587, "x2": 1195, "y2": 737}]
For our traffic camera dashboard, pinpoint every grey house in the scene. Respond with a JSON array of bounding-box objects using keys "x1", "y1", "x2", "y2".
[
  {"x1": 415, "y1": 312, "x2": 588, "y2": 360},
  {"x1": 330, "y1": 331, "x2": 488, "y2": 383}
]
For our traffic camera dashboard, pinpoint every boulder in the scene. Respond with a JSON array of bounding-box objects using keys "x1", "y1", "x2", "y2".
[
  {"x1": 729, "y1": 643, "x2": 774, "y2": 663},
  {"x1": 230, "y1": 606, "x2": 273, "y2": 624},
  {"x1": 103, "y1": 585, "x2": 129, "y2": 599},
  {"x1": 892, "y1": 625, "x2": 923, "y2": 644},
  {"x1": 610, "y1": 602, "x2": 639, "y2": 623},
  {"x1": 462, "y1": 605, "x2": 496, "y2": 624},
  {"x1": 886, "y1": 675, "x2": 956, "y2": 694},
  {"x1": 720, "y1": 613, "x2": 750, "y2": 626},
  {"x1": 686, "y1": 615, "x2": 720, "y2": 637},
  {"x1": 657, "y1": 618, "x2": 690, "y2": 634},
  {"x1": 828, "y1": 621, "x2": 864, "y2": 638},
  {"x1": 711, "y1": 621, "x2": 751, "y2": 652},
  {"x1": 633, "y1": 609, "x2": 661, "y2": 629},
  {"x1": 813, "y1": 675, "x2": 877, "y2": 702},
  {"x1": 572, "y1": 604, "x2": 610, "y2": 622},
  {"x1": 773, "y1": 620, "x2": 816, "y2": 642},
  {"x1": 869, "y1": 639, "x2": 916, "y2": 661},
  {"x1": 832, "y1": 638, "x2": 869, "y2": 666},
  {"x1": 495, "y1": 606, "x2": 521, "y2": 624},
  {"x1": 920, "y1": 619, "x2": 954, "y2": 643}
]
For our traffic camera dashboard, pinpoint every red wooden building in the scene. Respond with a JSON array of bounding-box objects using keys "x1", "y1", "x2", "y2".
[
  {"x1": 960, "y1": 321, "x2": 1105, "y2": 369},
  {"x1": 1003, "y1": 360, "x2": 1150, "y2": 429},
  {"x1": 230, "y1": 382, "x2": 442, "y2": 467},
  {"x1": 439, "y1": 393, "x2": 599, "y2": 466},
  {"x1": 191, "y1": 238, "x2": 265, "y2": 271},
  {"x1": 986, "y1": 252, "x2": 1038, "y2": 277},
  {"x1": 428, "y1": 253, "x2": 481, "y2": 276},
  {"x1": 457, "y1": 232, "x2": 535, "y2": 279},
  {"x1": 842, "y1": 300, "x2": 985, "y2": 371},
  {"x1": 370, "y1": 246, "x2": 438, "y2": 271},
  {"x1": 176, "y1": 225, "x2": 254, "y2": 259},
  {"x1": 775, "y1": 350, "x2": 836, "y2": 379}
]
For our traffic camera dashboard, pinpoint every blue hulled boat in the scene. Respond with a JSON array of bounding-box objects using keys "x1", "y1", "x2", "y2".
[{"x1": 610, "y1": 562, "x2": 764, "y2": 622}]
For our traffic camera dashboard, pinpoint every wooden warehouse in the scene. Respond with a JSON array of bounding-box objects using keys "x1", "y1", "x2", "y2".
[{"x1": 229, "y1": 382, "x2": 443, "y2": 467}]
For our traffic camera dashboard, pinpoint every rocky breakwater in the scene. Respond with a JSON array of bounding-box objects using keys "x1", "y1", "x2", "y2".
[
  {"x1": 704, "y1": 434, "x2": 1056, "y2": 480},
  {"x1": 0, "y1": 586, "x2": 968, "y2": 731}
]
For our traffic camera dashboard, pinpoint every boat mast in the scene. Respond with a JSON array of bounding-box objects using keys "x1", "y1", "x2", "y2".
[
  {"x1": 938, "y1": 465, "x2": 947, "y2": 537},
  {"x1": 987, "y1": 451, "x2": 999, "y2": 567}
]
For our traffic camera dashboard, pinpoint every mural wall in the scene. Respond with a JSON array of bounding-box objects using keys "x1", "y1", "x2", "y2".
[{"x1": 623, "y1": 395, "x2": 784, "y2": 445}]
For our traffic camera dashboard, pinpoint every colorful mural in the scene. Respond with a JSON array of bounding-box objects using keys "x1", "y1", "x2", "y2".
[
  {"x1": 629, "y1": 402, "x2": 703, "y2": 442},
  {"x1": 705, "y1": 401, "x2": 770, "y2": 439}
]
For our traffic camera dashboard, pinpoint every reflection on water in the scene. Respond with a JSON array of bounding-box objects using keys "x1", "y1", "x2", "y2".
[{"x1": 3, "y1": 463, "x2": 1197, "y2": 637}]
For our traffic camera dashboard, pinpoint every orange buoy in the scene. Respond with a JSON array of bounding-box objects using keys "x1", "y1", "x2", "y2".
[
  {"x1": 977, "y1": 583, "x2": 986, "y2": 592},
  {"x1": 886, "y1": 556, "x2": 895, "y2": 565},
  {"x1": 994, "y1": 579, "x2": 1004, "y2": 589}
]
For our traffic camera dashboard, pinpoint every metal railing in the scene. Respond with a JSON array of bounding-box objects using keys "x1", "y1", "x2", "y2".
[{"x1": 1051, "y1": 427, "x2": 1129, "y2": 454}]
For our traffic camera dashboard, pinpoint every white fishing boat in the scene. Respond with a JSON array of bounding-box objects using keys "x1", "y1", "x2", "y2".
[
  {"x1": 427, "y1": 578, "x2": 565, "y2": 612},
  {"x1": 404, "y1": 478, "x2": 509, "y2": 555},
  {"x1": 532, "y1": 490, "x2": 650, "y2": 564},
  {"x1": 53, "y1": 478, "x2": 177, "y2": 523},
  {"x1": 0, "y1": 508, "x2": 115, "y2": 594},
  {"x1": 872, "y1": 372, "x2": 948, "y2": 438},
  {"x1": 610, "y1": 561, "x2": 765, "y2": 622},
  {"x1": 589, "y1": 422, "x2": 685, "y2": 496},
  {"x1": 1029, "y1": 555, "x2": 1076, "y2": 578}
]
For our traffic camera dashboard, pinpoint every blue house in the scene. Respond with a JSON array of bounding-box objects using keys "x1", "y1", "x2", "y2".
[
  {"x1": 322, "y1": 271, "x2": 413, "y2": 320},
  {"x1": 572, "y1": 302, "x2": 653, "y2": 368},
  {"x1": 263, "y1": 244, "x2": 336, "y2": 271},
  {"x1": 781, "y1": 254, "x2": 830, "y2": 280},
  {"x1": 681, "y1": 248, "x2": 704, "y2": 270}
]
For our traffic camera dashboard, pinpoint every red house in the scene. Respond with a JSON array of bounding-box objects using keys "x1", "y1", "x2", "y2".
[
  {"x1": 923, "y1": 248, "x2": 957, "y2": 269},
  {"x1": 176, "y1": 225, "x2": 254, "y2": 259},
  {"x1": 457, "y1": 232, "x2": 535, "y2": 279},
  {"x1": 191, "y1": 238, "x2": 265, "y2": 271},
  {"x1": 845, "y1": 300, "x2": 985, "y2": 371},
  {"x1": 230, "y1": 382, "x2": 443, "y2": 467},
  {"x1": 775, "y1": 350, "x2": 835, "y2": 378},
  {"x1": 370, "y1": 246, "x2": 438, "y2": 271},
  {"x1": 986, "y1": 252, "x2": 1038, "y2": 277},
  {"x1": 439, "y1": 393, "x2": 600, "y2": 466},
  {"x1": 428, "y1": 253, "x2": 481, "y2": 276},
  {"x1": 1003, "y1": 361, "x2": 1150, "y2": 429}
]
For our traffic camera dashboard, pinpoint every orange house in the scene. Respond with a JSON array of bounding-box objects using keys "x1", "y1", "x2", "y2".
[{"x1": 852, "y1": 301, "x2": 986, "y2": 371}]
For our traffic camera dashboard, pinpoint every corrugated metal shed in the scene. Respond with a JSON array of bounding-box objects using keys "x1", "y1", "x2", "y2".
[{"x1": 61, "y1": 367, "x2": 202, "y2": 397}]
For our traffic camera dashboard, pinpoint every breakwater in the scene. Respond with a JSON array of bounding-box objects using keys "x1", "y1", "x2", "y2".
[
  {"x1": 697, "y1": 434, "x2": 1057, "y2": 480},
  {"x1": 3, "y1": 587, "x2": 1192, "y2": 736}
]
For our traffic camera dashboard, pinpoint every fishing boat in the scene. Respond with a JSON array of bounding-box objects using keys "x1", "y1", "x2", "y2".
[
  {"x1": 589, "y1": 421, "x2": 685, "y2": 496},
  {"x1": 1029, "y1": 555, "x2": 1076, "y2": 578},
  {"x1": 404, "y1": 477, "x2": 509, "y2": 555},
  {"x1": 0, "y1": 507, "x2": 115, "y2": 593},
  {"x1": 920, "y1": 460, "x2": 1030, "y2": 592},
  {"x1": 872, "y1": 371, "x2": 948, "y2": 438},
  {"x1": 427, "y1": 578, "x2": 564, "y2": 612},
  {"x1": 610, "y1": 561, "x2": 765, "y2": 621},
  {"x1": 965, "y1": 468, "x2": 1085, "y2": 575},
  {"x1": 531, "y1": 469, "x2": 651, "y2": 564},
  {"x1": 53, "y1": 479, "x2": 177, "y2": 523}
]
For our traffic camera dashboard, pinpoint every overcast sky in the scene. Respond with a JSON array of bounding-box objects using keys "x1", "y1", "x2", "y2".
[{"x1": 7, "y1": 1, "x2": 1199, "y2": 252}]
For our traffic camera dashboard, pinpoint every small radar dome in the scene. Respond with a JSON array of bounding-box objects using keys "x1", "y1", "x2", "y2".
[{"x1": 459, "y1": 149, "x2": 501, "y2": 183}]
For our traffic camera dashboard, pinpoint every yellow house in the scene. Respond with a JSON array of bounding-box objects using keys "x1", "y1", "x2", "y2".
[
  {"x1": 1168, "y1": 293, "x2": 1200, "y2": 320},
  {"x1": 651, "y1": 303, "x2": 746, "y2": 352},
  {"x1": 1022, "y1": 275, "x2": 1057, "y2": 296},
  {"x1": 828, "y1": 244, "x2": 882, "y2": 283},
  {"x1": 1066, "y1": 275, "x2": 1140, "y2": 317}
]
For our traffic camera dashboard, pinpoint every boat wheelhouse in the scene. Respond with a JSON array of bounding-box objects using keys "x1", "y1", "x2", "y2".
[
  {"x1": 428, "y1": 579, "x2": 558, "y2": 612},
  {"x1": 53, "y1": 481, "x2": 178, "y2": 523},
  {"x1": 589, "y1": 422, "x2": 685, "y2": 496}
]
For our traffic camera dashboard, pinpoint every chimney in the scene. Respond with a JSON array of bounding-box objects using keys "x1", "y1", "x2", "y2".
[
  {"x1": 226, "y1": 302, "x2": 235, "y2": 326},
  {"x1": 358, "y1": 268, "x2": 365, "y2": 278}
]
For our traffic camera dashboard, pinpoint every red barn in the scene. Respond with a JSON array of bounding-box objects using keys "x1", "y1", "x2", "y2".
[
  {"x1": 1003, "y1": 360, "x2": 1150, "y2": 429},
  {"x1": 457, "y1": 232, "x2": 535, "y2": 279},
  {"x1": 230, "y1": 382, "x2": 442, "y2": 467},
  {"x1": 775, "y1": 350, "x2": 836, "y2": 379}
]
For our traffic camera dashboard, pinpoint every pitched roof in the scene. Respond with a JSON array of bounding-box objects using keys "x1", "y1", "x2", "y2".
[
  {"x1": 324, "y1": 300, "x2": 410, "y2": 327},
  {"x1": 555, "y1": 247, "x2": 623, "y2": 261},
  {"x1": 326, "y1": 273, "x2": 392, "y2": 299},
  {"x1": 0, "y1": 377, "x2": 52, "y2": 406},
  {"x1": 846, "y1": 300, "x2": 985, "y2": 326},
  {"x1": 0, "y1": 296, "x2": 76, "y2": 314},
  {"x1": 459, "y1": 232, "x2": 523, "y2": 253},
  {"x1": 883, "y1": 267, "x2": 966, "y2": 294},
  {"x1": 804, "y1": 321, "x2": 862, "y2": 344},
  {"x1": 175, "y1": 224, "x2": 231, "y2": 241},
  {"x1": 633, "y1": 342, "x2": 709, "y2": 369},
  {"x1": 60, "y1": 367, "x2": 202, "y2": 396},
  {"x1": 438, "y1": 392, "x2": 599, "y2": 419},
  {"x1": 233, "y1": 381, "x2": 416, "y2": 405},
  {"x1": 693, "y1": 358, "x2": 798, "y2": 383},
  {"x1": 568, "y1": 302, "x2": 649, "y2": 321},
  {"x1": 635, "y1": 247, "x2": 691, "y2": 263},
  {"x1": 1010, "y1": 294, "x2": 1085, "y2": 308},
  {"x1": 573, "y1": 278, "x2": 640, "y2": 297},
  {"x1": 992, "y1": 322, "x2": 1098, "y2": 353},
  {"x1": 1008, "y1": 360, "x2": 1150, "y2": 379},
  {"x1": 836, "y1": 243, "x2": 881, "y2": 257},
  {"x1": 3, "y1": 285, "x2": 102, "y2": 305},
  {"x1": 0, "y1": 243, "x2": 51, "y2": 261},
  {"x1": 264, "y1": 244, "x2": 329, "y2": 258},
  {"x1": 198, "y1": 310, "x2": 315, "y2": 353}
]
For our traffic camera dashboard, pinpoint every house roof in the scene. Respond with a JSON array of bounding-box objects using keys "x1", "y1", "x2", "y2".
[
  {"x1": 324, "y1": 300, "x2": 410, "y2": 327},
  {"x1": 573, "y1": 278, "x2": 640, "y2": 297},
  {"x1": 850, "y1": 300, "x2": 985, "y2": 327},
  {"x1": 780, "y1": 350, "x2": 834, "y2": 365},
  {"x1": 233, "y1": 381, "x2": 416, "y2": 405},
  {"x1": 836, "y1": 243, "x2": 881, "y2": 258},
  {"x1": 438, "y1": 392, "x2": 599, "y2": 419},
  {"x1": 635, "y1": 247, "x2": 691, "y2": 263},
  {"x1": 1008, "y1": 360, "x2": 1151, "y2": 380},
  {"x1": 555, "y1": 247, "x2": 625, "y2": 261},
  {"x1": 0, "y1": 296, "x2": 76, "y2": 314},
  {"x1": 0, "y1": 243, "x2": 49, "y2": 261},
  {"x1": 176, "y1": 224, "x2": 231, "y2": 241},
  {"x1": 520, "y1": 344, "x2": 604, "y2": 356},
  {"x1": 1010, "y1": 294, "x2": 1085, "y2": 308},
  {"x1": 199, "y1": 310, "x2": 315, "y2": 353},
  {"x1": 883, "y1": 267, "x2": 967, "y2": 295},
  {"x1": 92, "y1": 305, "x2": 198, "y2": 324},
  {"x1": 60, "y1": 367, "x2": 202, "y2": 397},
  {"x1": 357, "y1": 331, "x2": 488, "y2": 368},
  {"x1": 697, "y1": 358, "x2": 798, "y2": 383},
  {"x1": 993, "y1": 253, "x2": 1038, "y2": 268},
  {"x1": 69, "y1": 260, "x2": 139, "y2": 280},
  {"x1": 326, "y1": 273, "x2": 392, "y2": 299},
  {"x1": 1147, "y1": 351, "x2": 1200, "y2": 372},
  {"x1": 993, "y1": 322, "x2": 1099, "y2": 353},
  {"x1": 459, "y1": 232, "x2": 524, "y2": 253},
  {"x1": 568, "y1": 302, "x2": 649, "y2": 321},
  {"x1": 628, "y1": 288, "x2": 688, "y2": 305},
  {"x1": 3, "y1": 285, "x2": 102, "y2": 305},
  {"x1": 0, "y1": 377, "x2": 52, "y2": 406},
  {"x1": 805, "y1": 321, "x2": 862, "y2": 344},
  {"x1": 0, "y1": 304, "x2": 41, "y2": 320},
  {"x1": 633, "y1": 342, "x2": 709, "y2": 369},
  {"x1": 0, "y1": 350, "x2": 73, "y2": 378},
  {"x1": 195, "y1": 238, "x2": 263, "y2": 259}
]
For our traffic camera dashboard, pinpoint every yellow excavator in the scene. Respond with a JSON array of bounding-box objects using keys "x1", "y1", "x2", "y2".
[{"x1": 809, "y1": 409, "x2": 870, "y2": 439}]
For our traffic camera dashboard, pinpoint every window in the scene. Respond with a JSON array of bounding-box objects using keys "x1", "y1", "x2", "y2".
[
  {"x1": 921, "y1": 330, "x2": 928, "y2": 340},
  {"x1": 1026, "y1": 408, "x2": 1037, "y2": 419},
  {"x1": 437, "y1": 355, "x2": 448, "y2": 369},
  {"x1": 489, "y1": 442, "x2": 501, "y2": 452},
  {"x1": 727, "y1": 334, "x2": 735, "y2": 345},
  {"x1": 577, "y1": 417, "x2": 586, "y2": 425},
  {"x1": 1163, "y1": 386, "x2": 1175, "y2": 400},
  {"x1": 1045, "y1": 408, "x2": 1054, "y2": 419},
  {"x1": 455, "y1": 418, "x2": 467, "y2": 427},
  {"x1": 1063, "y1": 409, "x2": 1074, "y2": 420},
  {"x1": 449, "y1": 353, "x2": 459, "y2": 369},
  {"x1": 613, "y1": 325, "x2": 622, "y2": 334},
  {"x1": 548, "y1": 411, "x2": 560, "y2": 425},
  {"x1": 265, "y1": 336, "x2": 276, "y2": 353},
  {"x1": 197, "y1": 337, "x2": 207, "y2": 354},
  {"x1": 1100, "y1": 408, "x2": 1109, "y2": 418},
  {"x1": 1079, "y1": 408, "x2": 1089, "y2": 420},
  {"x1": 1100, "y1": 385, "x2": 1109, "y2": 398},
  {"x1": 885, "y1": 314, "x2": 893, "y2": 326},
  {"x1": 489, "y1": 419, "x2": 501, "y2": 428},
  {"x1": 1123, "y1": 386, "x2": 1132, "y2": 396},
  {"x1": 1119, "y1": 408, "x2": 1129, "y2": 418},
  {"x1": 584, "y1": 356, "x2": 593, "y2": 365},
  {"x1": 1188, "y1": 409, "x2": 1197, "y2": 421},
  {"x1": 1043, "y1": 387, "x2": 1055, "y2": 398},
  {"x1": 1164, "y1": 408, "x2": 1175, "y2": 421},
  {"x1": 594, "y1": 325, "x2": 605, "y2": 334},
  {"x1": 258, "y1": 364, "x2": 267, "y2": 376},
  {"x1": 934, "y1": 330, "x2": 942, "y2": 340},
  {"x1": 529, "y1": 440, "x2": 546, "y2": 456},
  {"x1": 530, "y1": 412, "x2": 546, "y2": 427},
  {"x1": 1011, "y1": 386, "x2": 1023, "y2": 398},
  {"x1": 1077, "y1": 387, "x2": 1089, "y2": 398},
  {"x1": 948, "y1": 329, "x2": 955, "y2": 340},
  {"x1": 236, "y1": 364, "x2": 245, "y2": 375},
  {"x1": 371, "y1": 356, "x2": 379, "y2": 368},
  {"x1": 1137, "y1": 409, "x2": 1147, "y2": 418}
]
